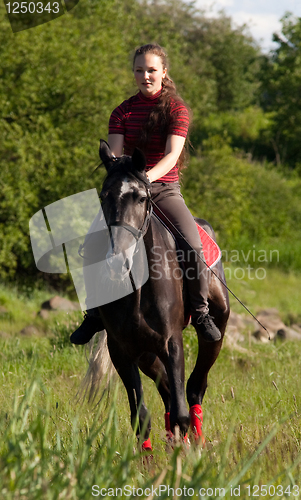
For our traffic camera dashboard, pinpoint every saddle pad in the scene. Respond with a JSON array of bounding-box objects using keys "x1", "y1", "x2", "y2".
[
  {"x1": 196, "y1": 223, "x2": 222, "y2": 269},
  {"x1": 153, "y1": 212, "x2": 221, "y2": 269}
]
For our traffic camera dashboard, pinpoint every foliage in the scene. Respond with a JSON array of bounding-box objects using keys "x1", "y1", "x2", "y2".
[
  {"x1": 1, "y1": 281, "x2": 301, "y2": 497},
  {"x1": 0, "y1": 0, "x2": 133, "y2": 279},
  {"x1": 1, "y1": 0, "x2": 301, "y2": 283},
  {"x1": 182, "y1": 138, "x2": 301, "y2": 272},
  {"x1": 183, "y1": 138, "x2": 254, "y2": 242},
  {"x1": 258, "y1": 13, "x2": 301, "y2": 168}
]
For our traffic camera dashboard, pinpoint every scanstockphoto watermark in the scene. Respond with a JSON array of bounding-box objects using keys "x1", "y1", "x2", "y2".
[
  {"x1": 3, "y1": 0, "x2": 80, "y2": 33},
  {"x1": 222, "y1": 246, "x2": 279, "y2": 281},
  {"x1": 221, "y1": 247, "x2": 279, "y2": 266},
  {"x1": 149, "y1": 245, "x2": 280, "y2": 281},
  {"x1": 91, "y1": 484, "x2": 300, "y2": 497},
  {"x1": 91, "y1": 485, "x2": 225, "y2": 497},
  {"x1": 29, "y1": 189, "x2": 150, "y2": 311},
  {"x1": 29, "y1": 188, "x2": 280, "y2": 311}
]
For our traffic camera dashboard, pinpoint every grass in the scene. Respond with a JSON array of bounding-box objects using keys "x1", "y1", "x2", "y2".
[
  {"x1": 221, "y1": 264, "x2": 301, "y2": 323},
  {"x1": 1, "y1": 272, "x2": 301, "y2": 498}
]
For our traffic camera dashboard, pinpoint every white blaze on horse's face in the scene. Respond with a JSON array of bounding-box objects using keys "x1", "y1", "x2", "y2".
[{"x1": 105, "y1": 178, "x2": 147, "y2": 282}]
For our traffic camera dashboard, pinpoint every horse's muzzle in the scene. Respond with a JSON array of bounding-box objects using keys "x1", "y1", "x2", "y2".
[{"x1": 105, "y1": 251, "x2": 132, "y2": 281}]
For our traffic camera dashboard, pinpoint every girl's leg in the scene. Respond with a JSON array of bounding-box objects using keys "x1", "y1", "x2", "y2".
[{"x1": 150, "y1": 182, "x2": 221, "y2": 342}]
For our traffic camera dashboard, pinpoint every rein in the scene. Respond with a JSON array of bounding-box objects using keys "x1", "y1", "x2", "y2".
[{"x1": 150, "y1": 198, "x2": 270, "y2": 339}]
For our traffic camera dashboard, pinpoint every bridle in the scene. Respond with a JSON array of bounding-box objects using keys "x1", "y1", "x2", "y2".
[
  {"x1": 78, "y1": 172, "x2": 152, "y2": 261},
  {"x1": 105, "y1": 173, "x2": 153, "y2": 243}
]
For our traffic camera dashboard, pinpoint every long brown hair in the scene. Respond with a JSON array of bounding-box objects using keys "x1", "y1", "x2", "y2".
[{"x1": 133, "y1": 44, "x2": 190, "y2": 172}]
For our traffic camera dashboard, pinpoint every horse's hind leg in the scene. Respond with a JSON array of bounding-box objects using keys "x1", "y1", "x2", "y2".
[
  {"x1": 107, "y1": 337, "x2": 152, "y2": 449},
  {"x1": 186, "y1": 336, "x2": 223, "y2": 442}
]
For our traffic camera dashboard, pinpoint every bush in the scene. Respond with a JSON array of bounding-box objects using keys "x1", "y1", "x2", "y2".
[{"x1": 182, "y1": 138, "x2": 301, "y2": 270}]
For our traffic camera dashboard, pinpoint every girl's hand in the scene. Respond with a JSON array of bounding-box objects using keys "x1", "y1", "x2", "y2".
[
  {"x1": 147, "y1": 134, "x2": 186, "y2": 182},
  {"x1": 108, "y1": 134, "x2": 124, "y2": 157}
]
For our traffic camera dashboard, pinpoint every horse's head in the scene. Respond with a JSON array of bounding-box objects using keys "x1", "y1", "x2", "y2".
[{"x1": 98, "y1": 140, "x2": 151, "y2": 281}]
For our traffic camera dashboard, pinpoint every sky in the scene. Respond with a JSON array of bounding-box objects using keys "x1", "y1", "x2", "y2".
[{"x1": 198, "y1": 0, "x2": 301, "y2": 52}]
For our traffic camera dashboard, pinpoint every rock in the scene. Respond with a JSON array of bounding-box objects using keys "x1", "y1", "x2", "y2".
[
  {"x1": 225, "y1": 311, "x2": 257, "y2": 343},
  {"x1": 225, "y1": 324, "x2": 245, "y2": 344},
  {"x1": 276, "y1": 327, "x2": 301, "y2": 341},
  {"x1": 38, "y1": 309, "x2": 50, "y2": 320},
  {"x1": 290, "y1": 324, "x2": 301, "y2": 334},
  {"x1": 253, "y1": 308, "x2": 283, "y2": 341},
  {"x1": 224, "y1": 309, "x2": 301, "y2": 345},
  {"x1": 253, "y1": 308, "x2": 301, "y2": 342},
  {"x1": 40, "y1": 295, "x2": 80, "y2": 312},
  {"x1": 20, "y1": 325, "x2": 40, "y2": 336}
]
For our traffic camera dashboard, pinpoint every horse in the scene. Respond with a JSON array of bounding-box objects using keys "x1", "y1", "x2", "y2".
[{"x1": 81, "y1": 139, "x2": 230, "y2": 451}]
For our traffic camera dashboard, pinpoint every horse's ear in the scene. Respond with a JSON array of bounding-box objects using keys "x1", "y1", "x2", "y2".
[
  {"x1": 99, "y1": 139, "x2": 115, "y2": 170},
  {"x1": 132, "y1": 148, "x2": 146, "y2": 173}
]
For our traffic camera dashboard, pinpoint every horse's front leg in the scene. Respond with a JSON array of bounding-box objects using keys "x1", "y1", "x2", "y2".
[
  {"x1": 138, "y1": 352, "x2": 170, "y2": 412},
  {"x1": 162, "y1": 333, "x2": 190, "y2": 437},
  {"x1": 107, "y1": 337, "x2": 152, "y2": 449},
  {"x1": 186, "y1": 260, "x2": 230, "y2": 443}
]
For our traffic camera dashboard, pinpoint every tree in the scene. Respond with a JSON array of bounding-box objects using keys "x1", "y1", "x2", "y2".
[
  {"x1": 258, "y1": 13, "x2": 301, "y2": 168},
  {"x1": 0, "y1": 0, "x2": 134, "y2": 279}
]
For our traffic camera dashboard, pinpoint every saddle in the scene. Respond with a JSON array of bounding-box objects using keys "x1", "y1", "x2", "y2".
[{"x1": 152, "y1": 212, "x2": 221, "y2": 269}]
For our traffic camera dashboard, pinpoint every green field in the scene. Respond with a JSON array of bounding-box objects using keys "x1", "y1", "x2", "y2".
[{"x1": 1, "y1": 270, "x2": 301, "y2": 499}]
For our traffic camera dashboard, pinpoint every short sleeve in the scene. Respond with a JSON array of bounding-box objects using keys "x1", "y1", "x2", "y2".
[
  {"x1": 108, "y1": 101, "x2": 128, "y2": 135},
  {"x1": 168, "y1": 101, "x2": 189, "y2": 138}
]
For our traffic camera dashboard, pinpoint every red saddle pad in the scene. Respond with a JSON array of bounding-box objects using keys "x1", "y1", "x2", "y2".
[
  {"x1": 196, "y1": 223, "x2": 221, "y2": 269},
  {"x1": 153, "y1": 211, "x2": 221, "y2": 269}
]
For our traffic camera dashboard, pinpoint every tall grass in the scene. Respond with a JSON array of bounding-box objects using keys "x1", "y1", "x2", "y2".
[
  {"x1": 1, "y1": 372, "x2": 301, "y2": 499},
  {"x1": 1, "y1": 329, "x2": 301, "y2": 497},
  {"x1": 1, "y1": 279, "x2": 301, "y2": 498}
]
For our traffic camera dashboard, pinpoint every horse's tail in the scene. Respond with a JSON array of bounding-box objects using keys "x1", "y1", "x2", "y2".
[{"x1": 79, "y1": 330, "x2": 115, "y2": 404}]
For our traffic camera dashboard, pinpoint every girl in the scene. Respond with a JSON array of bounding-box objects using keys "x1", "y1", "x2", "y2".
[{"x1": 71, "y1": 44, "x2": 220, "y2": 344}]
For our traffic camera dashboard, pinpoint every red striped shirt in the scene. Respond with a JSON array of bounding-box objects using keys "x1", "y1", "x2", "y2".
[{"x1": 108, "y1": 89, "x2": 189, "y2": 183}]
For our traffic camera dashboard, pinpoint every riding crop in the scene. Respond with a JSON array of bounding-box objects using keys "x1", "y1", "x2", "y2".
[{"x1": 150, "y1": 199, "x2": 270, "y2": 339}]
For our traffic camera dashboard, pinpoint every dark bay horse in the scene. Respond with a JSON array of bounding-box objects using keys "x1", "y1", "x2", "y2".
[{"x1": 83, "y1": 140, "x2": 229, "y2": 450}]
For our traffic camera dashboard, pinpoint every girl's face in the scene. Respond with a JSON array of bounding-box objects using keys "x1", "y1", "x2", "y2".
[{"x1": 133, "y1": 53, "x2": 167, "y2": 96}]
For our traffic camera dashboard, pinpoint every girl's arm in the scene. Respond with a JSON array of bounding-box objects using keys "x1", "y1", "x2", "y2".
[
  {"x1": 108, "y1": 134, "x2": 124, "y2": 157},
  {"x1": 146, "y1": 134, "x2": 185, "y2": 183},
  {"x1": 108, "y1": 133, "x2": 185, "y2": 183}
]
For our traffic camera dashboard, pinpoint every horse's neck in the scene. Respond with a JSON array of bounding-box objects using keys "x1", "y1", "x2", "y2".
[{"x1": 145, "y1": 216, "x2": 176, "y2": 254}]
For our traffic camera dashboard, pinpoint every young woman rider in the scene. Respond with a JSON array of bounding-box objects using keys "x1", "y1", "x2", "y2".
[{"x1": 71, "y1": 44, "x2": 221, "y2": 344}]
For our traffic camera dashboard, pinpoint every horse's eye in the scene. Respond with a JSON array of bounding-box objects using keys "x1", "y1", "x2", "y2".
[
  {"x1": 99, "y1": 192, "x2": 107, "y2": 202},
  {"x1": 139, "y1": 196, "x2": 147, "y2": 204}
]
